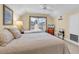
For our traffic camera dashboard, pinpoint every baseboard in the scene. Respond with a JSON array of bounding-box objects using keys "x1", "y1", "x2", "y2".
[{"x1": 64, "y1": 38, "x2": 79, "y2": 46}]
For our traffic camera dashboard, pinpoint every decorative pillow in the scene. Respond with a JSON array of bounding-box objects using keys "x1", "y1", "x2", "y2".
[
  {"x1": 0, "y1": 29, "x2": 14, "y2": 46},
  {"x1": 7, "y1": 28, "x2": 21, "y2": 39}
]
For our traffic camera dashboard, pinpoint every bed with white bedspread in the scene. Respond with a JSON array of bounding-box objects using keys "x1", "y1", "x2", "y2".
[{"x1": 0, "y1": 32, "x2": 69, "y2": 54}]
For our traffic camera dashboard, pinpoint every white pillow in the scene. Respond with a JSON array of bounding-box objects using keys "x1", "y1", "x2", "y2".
[
  {"x1": 0, "y1": 29, "x2": 14, "y2": 46},
  {"x1": 8, "y1": 28, "x2": 21, "y2": 39}
]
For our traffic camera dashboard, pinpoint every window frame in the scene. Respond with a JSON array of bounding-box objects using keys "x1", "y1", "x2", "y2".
[{"x1": 29, "y1": 16, "x2": 47, "y2": 31}]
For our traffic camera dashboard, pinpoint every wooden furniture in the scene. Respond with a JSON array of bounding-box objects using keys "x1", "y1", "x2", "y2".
[
  {"x1": 47, "y1": 28, "x2": 54, "y2": 35},
  {"x1": 21, "y1": 32, "x2": 24, "y2": 34}
]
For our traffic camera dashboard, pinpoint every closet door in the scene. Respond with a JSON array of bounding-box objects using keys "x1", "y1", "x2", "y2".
[
  {"x1": 69, "y1": 14, "x2": 79, "y2": 42},
  {"x1": 69, "y1": 14, "x2": 79, "y2": 35}
]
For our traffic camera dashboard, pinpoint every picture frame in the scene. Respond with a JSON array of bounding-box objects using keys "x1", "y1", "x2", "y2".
[{"x1": 3, "y1": 5, "x2": 13, "y2": 25}]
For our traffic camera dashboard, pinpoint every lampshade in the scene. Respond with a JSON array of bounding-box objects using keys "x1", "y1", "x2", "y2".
[
  {"x1": 16, "y1": 21, "x2": 23, "y2": 25},
  {"x1": 16, "y1": 21, "x2": 23, "y2": 31}
]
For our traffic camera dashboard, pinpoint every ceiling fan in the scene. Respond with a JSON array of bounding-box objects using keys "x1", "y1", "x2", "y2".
[{"x1": 40, "y1": 4, "x2": 53, "y2": 11}]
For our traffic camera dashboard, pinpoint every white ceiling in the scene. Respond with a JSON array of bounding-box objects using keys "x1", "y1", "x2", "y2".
[{"x1": 6, "y1": 4, "x2": 79, "y2": 18}]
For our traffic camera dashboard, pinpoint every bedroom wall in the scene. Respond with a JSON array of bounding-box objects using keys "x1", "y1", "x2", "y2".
[
  {"x1": 54, "y1": 11, "x2": 79, "y2": 39},
  {"x1": 19, "y1": 12, "x2": 54, "y2": 30},
  {"x1": 0, "y1": 4, "x2": 3, "y2": 28},
  {"x1": 63, "y1": 14, "x2": 70, "y2": 39},
  {"x1": 0, "y1": 4, "x2": 17, "y2": 29},
  {"x1": 54, "y1": 13, "x2": 70, "y2": 39}
]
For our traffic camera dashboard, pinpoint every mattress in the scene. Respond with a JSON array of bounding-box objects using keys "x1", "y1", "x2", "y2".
[{"x1": 0, "y1": 32, "x2": 69, "y2": 54}]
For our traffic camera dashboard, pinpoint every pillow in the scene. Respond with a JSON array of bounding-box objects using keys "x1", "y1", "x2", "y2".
[
  {"x1": 0, "y1": 29, "x2": 14, "y2": 46},
  {"x1": 7, "y1": 28, "x2": 21, "y2": 39}
]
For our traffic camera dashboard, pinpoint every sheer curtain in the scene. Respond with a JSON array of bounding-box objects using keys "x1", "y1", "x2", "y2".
[{"x1": 30, "y1": 17, "x2": 47, "y2": 31}]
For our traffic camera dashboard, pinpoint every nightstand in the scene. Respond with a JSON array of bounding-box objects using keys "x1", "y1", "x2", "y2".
[{"x1": 21, "y1": 32, "x2": 24, "y2": 34}]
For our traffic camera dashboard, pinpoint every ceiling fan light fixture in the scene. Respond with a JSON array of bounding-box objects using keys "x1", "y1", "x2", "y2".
[
  {"x1": 40, "y1": 4, "x2": 53, "y2": 12},
  {"x1": 40, "y1": 4, "x2": 47, "y2": 10}
]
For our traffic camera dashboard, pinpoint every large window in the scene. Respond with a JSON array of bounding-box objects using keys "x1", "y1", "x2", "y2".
[{"x1": 29, "y1": 16, "x2": 47, "y2": 31}]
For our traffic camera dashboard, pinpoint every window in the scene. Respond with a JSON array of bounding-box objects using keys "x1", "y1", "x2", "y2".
[{"x1": 29, "y1": 16, "x2": 47, "y2": 31}]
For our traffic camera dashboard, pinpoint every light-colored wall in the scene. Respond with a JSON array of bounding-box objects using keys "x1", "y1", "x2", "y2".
[
  {"x1": 19, "y1": 12, "x2": 54, "y2": 30},
  {"x1": 54, "y1": 14, "x2": 70, "y2": 39},
  {"x1": 54, "y1": 11, "x2": 79, "y2": 39},
  {"x1": 63, "y1": 13, "x2": 79, "y2": 39},
  {"x1": 0, "y1": 4, "x2": 3, "y2": 27},
  {"x1": 63, "y1": 14, "x2": 70, "y2": 39},
  {"x1": 0, "y1": 4, "x2": 17, "y2": 29}
]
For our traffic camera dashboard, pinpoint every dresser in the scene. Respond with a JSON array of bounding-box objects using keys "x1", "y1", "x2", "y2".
[{"x1": 47, "y1": 28, "x2": 54, "y2": 35}]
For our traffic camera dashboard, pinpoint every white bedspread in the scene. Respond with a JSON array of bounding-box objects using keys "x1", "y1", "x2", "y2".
[{"x1": 0, "y1": 32, "x2": 69, "y2": 54}]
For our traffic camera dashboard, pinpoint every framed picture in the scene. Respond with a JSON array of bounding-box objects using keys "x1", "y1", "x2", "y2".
[{"x1": 3, "y1": 5, "x2": 13, "y2": 25}]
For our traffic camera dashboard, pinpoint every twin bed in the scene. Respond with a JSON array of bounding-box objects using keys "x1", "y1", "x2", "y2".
[{"x1": 0, "y1": 30, "x2": 69, "y2": 54}]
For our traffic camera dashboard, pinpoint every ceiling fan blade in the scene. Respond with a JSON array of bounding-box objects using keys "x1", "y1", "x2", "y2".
[{"x1": 40, "y1": 4, "x2": 53, "y2": 11}]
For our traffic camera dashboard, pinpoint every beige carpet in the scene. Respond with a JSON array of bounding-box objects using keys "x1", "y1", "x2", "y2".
[{"x1": 65, "y1": 40, "x2": 79, "y2": 54}]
